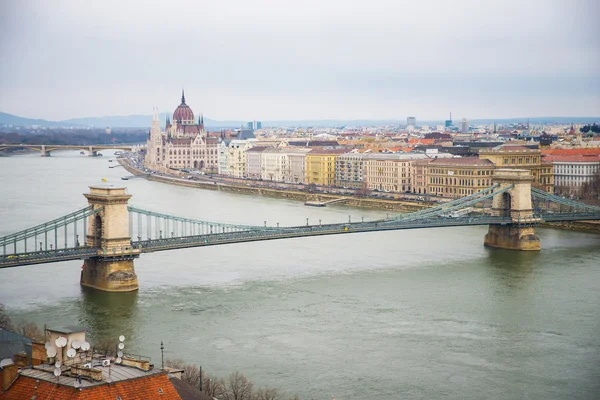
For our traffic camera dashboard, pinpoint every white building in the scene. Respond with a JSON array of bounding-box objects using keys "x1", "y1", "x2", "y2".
[{"x1": 545, "y1": 154, "x2": 600, "y2": 196}]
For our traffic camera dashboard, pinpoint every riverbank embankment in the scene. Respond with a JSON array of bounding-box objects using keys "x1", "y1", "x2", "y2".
[
  {"x1": 119, "y1": 158, "x2": 426, "y2": 213},
  {"x1": 118, "y1": 158, "x2": 600, "y2": 232}
]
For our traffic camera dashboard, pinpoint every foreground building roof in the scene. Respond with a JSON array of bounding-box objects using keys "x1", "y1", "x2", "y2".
[{"x1": 0, "y1": 371, "x2": 182, "y2": 399}]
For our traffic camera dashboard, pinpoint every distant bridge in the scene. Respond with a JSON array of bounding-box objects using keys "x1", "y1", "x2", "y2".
[
  {"x1": 0, "y1": 169, "x2": 599, "y2": 292},
  {"x1": 0, "y1": 144, "x2": 142, "y2": 156}
]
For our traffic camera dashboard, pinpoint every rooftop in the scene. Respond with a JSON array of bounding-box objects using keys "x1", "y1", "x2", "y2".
[
  {"x1": 416, "y1": 157, "x2": 495, "y2": 167},
  {"x1": 21, "y1": 362, "x2": 159, "y2": 388},
  {"x1": 2, "y1": 371, "x2": 181, "y2": 400},
  {"x1": 481, "y1": 144, "x2": 540, "y2": 153},
  {"x1": 46, "y1": 326, "x2": 87, "y2": 335}
]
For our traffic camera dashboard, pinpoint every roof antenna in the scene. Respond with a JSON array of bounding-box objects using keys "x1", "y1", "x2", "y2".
[{"x1": 160, "y1": 341, "x2": 164, "y2": 370}]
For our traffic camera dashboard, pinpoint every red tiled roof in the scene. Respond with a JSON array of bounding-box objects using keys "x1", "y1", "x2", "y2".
[
  {"x1": 1, "y1": 373, "x2": 182, "y2": 400},
  {"x1": 542, "y1": 154, "x2": 600, "y2": 163},
  {"x1": 541, "y1": 148, "x2": 600, "y2": 156}
]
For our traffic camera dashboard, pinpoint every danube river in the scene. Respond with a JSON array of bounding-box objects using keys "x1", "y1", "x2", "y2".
[{"x1": 1, "y1": 151, "x2": 599, "y2": 399}]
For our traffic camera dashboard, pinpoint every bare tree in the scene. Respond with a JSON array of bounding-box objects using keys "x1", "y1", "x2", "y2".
[
  {"x1": 0, "y1": 303, "x2": 12, "y2": 330},
  {"x1": 356, "y1": 182, "x2": 371, "y2": 197},
  {"x1": 252, "y1": 387, "x2": 280, "y2": 400},
  {"x1": 92, "y1": 337, "x2": 117, "y2": 355},
  {"x1": 14, "y1": 322, "x2": 44, "y2": 342},
  {"x1": 221, "y1": 371, "x2": 254, "y2": 400},
  {"x1": 203, "y1": 373, "x2": 226, "y2": 398}
]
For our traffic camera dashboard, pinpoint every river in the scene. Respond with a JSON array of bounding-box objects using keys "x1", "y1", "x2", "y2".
[{"x1": 1, "y1": 151, "x2": 599, "y2": 399}]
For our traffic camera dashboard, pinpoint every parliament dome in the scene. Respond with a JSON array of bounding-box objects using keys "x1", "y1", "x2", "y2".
[{"x1": 172, "y1": 90, "x2": 194, "y2": 123}]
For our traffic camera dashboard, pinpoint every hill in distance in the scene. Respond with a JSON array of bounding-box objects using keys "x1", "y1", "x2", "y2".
[{"x1": 1, "y1": 111, "x2": 599, "y2": 129}]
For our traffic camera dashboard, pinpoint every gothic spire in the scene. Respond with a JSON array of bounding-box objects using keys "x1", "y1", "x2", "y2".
[{"x1": 181, "y1": 89, "x2": 186, "y2": 104}]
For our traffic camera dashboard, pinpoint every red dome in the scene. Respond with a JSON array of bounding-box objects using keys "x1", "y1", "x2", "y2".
[{"x1": 173, "y1": 90, "x2": 194, "y2": 122}]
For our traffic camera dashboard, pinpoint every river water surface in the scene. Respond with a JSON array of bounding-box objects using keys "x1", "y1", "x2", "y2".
[{"x1": 1, "y1": 151, "x2": 599, "y2": 399}]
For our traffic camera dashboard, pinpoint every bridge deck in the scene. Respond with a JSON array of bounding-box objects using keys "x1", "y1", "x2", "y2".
[{"x1": 1, "y1": 212, "x2": 598, "y2": 269}]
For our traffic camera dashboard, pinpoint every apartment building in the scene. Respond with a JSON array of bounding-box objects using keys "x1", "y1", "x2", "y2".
[
  {"x1": 362, "y1": 152, "x2": 454, "y2": 193},
  {"x1": 305, "y1": 148, "x2": 346, "y2": 186},
  {"x1": 246, "y1": 146, "x2": 269, "y2": 179},
  {"x1": 335, "y1": 153, "x2": 368, "y2": 189}
]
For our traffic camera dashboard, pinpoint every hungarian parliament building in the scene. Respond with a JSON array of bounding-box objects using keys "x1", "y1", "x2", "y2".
[{"x1": 145, "y1": 91, "x2": 219, "y2": 172}]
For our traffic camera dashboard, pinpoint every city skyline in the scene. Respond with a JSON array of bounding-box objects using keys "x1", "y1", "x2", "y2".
[{"x1": 0, "y1": 0, "x2": 599, "y2": 121}]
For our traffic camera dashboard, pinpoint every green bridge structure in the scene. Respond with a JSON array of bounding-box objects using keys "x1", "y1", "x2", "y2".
[{"x1": 1, "y1": 169, "x2": 599, "y2": 292}]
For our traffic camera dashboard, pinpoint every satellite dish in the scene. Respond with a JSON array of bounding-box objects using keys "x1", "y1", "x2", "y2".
[
  {"x1": 55, "y1": 337, "x2": 67, "y2": 348},
  {"x1": 116, "y1": 357, "x2": 122, "y2": 363},
  {"x1": 67, "y1": 349, "x2": 76, "y2": 358},
  {"x1": 119, "y1": 335, "x2": 125, "y2": 342},
  {"x1": 102, "y1": 359, "x2": 111, "y2": 367},
  {"x1": 45, "y1": 342, "x2": 52, "y2": 350},
  {"x1": 54, "y1": 368, "x2": 62, "y2": 377},
  {"x1": 55, "y1": 361, "x2": 62, "y2": 368},
  {"x1": 117, "y1": 351, "x2": 123, "y2": 358},
  {"x1": 81, "y1": 342, "x2": 90, "y2": 351},
  {"x1": 83, "y1": 363, "x2": 92, "y2": 368},
  {"x1": 0, "y1": 358, "x2": 14, "y2": 368},
  {"x1": 80, "y1": 353, "x2": 86, "y2": 359},
  {"x1": 72, "y1": 340, "x2": 81, "y2": 349},
  {"x1": 47, "y1": 347, "x2": 57, "y2": 358},
  {"x1": 118, "y1": 343, "x2": 124, "y2": 350}
]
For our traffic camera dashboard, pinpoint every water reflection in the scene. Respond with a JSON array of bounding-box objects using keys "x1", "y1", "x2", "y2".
[
  {"x1": 79, "y1": 287, "x2": 139, "y2": 343},
  {"x1": 484, "y1": 248, "x2": 539, "y2": 290}
]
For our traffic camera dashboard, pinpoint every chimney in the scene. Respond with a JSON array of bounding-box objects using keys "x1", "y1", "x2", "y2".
[{"x1": 1, "y1": 363, "x2": 19, "y2": 391}]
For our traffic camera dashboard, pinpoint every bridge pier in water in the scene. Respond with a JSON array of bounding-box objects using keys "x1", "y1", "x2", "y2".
[
  {"x1": 484, "y1": 169, "x2": 541, "y2": 251},
  {"x1": 40, "y1": 145, "x2": 50, "y2": 157},
  {"x1": 81, "y1": 185, "x2": 140, "y2": 292}
]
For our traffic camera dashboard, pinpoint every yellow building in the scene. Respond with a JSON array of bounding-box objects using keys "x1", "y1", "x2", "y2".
[
  {"x1": 305, "y1": 149, "x2": 345, "y2": 186},
  {"x1": 478, "y1": 144, "x2": 554, "y2": 192},
  {"x1": 413, "y1": 158, "x2": 496, "y2": 198}
]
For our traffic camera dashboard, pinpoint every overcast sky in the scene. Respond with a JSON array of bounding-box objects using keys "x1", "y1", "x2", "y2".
[{"x1": 0, "y1": 0, "x2": 598, "y2": 121}]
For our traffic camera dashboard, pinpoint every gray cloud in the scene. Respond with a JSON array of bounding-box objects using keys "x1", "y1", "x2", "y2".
[{"x1": 0, "y1": 0, "x2": 598, "y2": 121}]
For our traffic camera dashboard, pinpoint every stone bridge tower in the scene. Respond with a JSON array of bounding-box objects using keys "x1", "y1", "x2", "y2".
[
  {"x1": 80, "y1": 185, "x2": 140, "y2": 292},
  {"x1": 484, "y1": 169, "x2": 541, "y2": 251}
]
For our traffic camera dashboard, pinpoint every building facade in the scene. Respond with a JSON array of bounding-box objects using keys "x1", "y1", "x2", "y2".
[
  {"x1": 227, "y1": 139, "x2": 255, "y2": 178},
  {"x1": 545, "y1": 154, "x2": 600, "y2": 196},
  {"x1": 413, "y1": 157, "x2": 496, "y2": 197},
  {"x1": 335, "y1": 153, "x2": 367, "y2": 189},
  {"x1": 145, "y1": 91, "x2": 218, "y2": 173},
  {"x1": 305, "y1": 149, "x2": 345, "y2": 186},
  {"x1": 246, "y1": 146, "x2": 268, "y2": 179},
  {"x1": 362, "y1": 152, "x2": 454, "y2": 193},
  {"x1": 478, "y1": 144, "x2": 554, "y2": 192}
]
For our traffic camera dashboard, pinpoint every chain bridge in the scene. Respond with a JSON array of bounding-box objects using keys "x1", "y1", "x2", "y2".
[{"x1": 1, "y1": 169, "x2": 599, "y2": 292}]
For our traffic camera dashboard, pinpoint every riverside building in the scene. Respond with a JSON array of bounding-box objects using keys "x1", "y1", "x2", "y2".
[
  {"x1": 145, "y1": 91, "x2": 219, "y2": 173},
  {"x1": 412, "y1": 157, "x2": 496, "y2": 198},
  {"x1": 478, "y1": 144, "x2": 553, "y2": 192}
]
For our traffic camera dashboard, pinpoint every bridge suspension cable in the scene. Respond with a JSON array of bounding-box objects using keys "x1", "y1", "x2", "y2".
[
  {"x1": 0, "y1": 206, "x2": 102, "y2": 256},
  {"x1": 126, "y1": 206, "x2": 268, "y2": 242},
  {"x1": 531, "y1": 188, "x2": 600, "y2": 212},
  {"x1": 393, "y1": 184, "x2": 505, "y2": 221}
]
